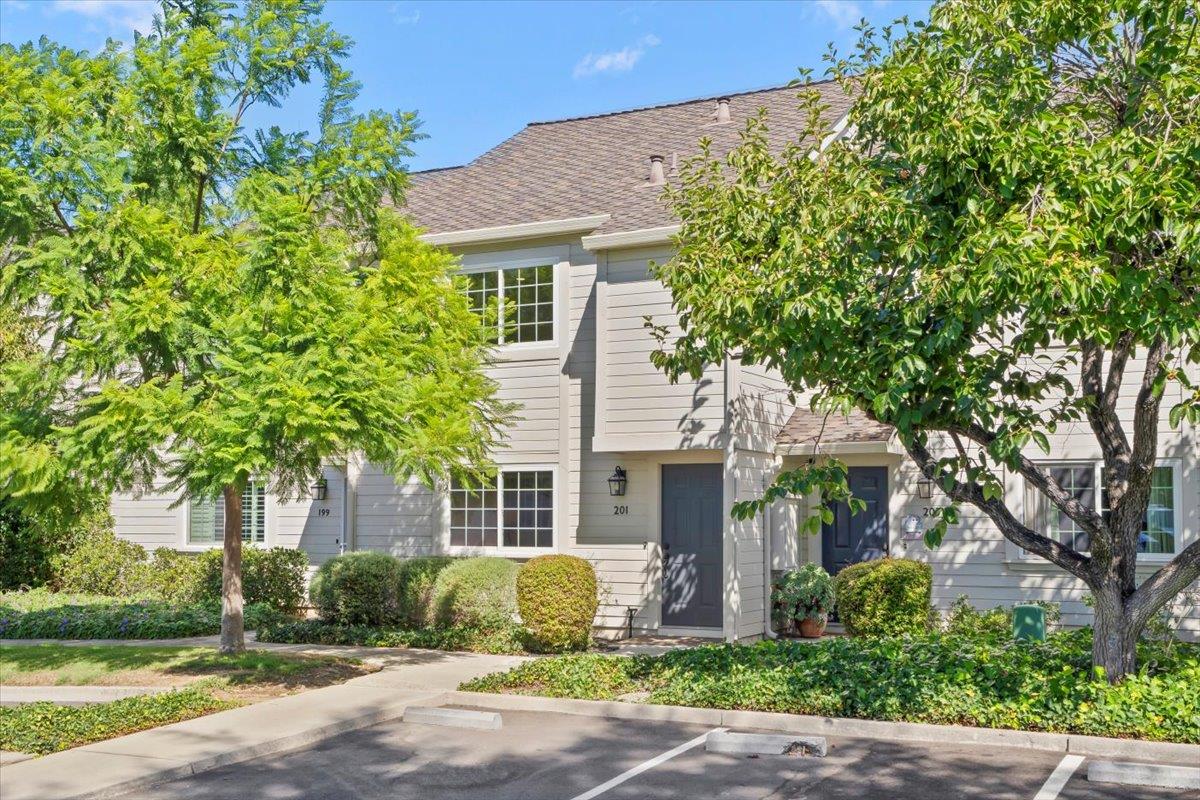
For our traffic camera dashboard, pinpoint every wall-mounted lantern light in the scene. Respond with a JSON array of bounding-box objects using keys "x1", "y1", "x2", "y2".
[
  {"x1": 901, "y1": 514, "x2": 925, "y2": 541},
  {"x1": 607, "y1": 466, "x2": 628, "y2": 497},
  {"x1": 311, "y1": 477, "x2": 328, "y2": 502},
  {"x1": 917, "y1": 479, "x2": 933, "y2": 499}
]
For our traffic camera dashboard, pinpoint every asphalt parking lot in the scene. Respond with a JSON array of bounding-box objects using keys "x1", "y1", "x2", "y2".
[{"x1": 131, "y1": 707, "x2": 1198, "y2": 800}]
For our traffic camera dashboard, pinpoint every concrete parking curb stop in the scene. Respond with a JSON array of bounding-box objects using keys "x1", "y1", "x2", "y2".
[
  {"x1": 1087, "y1": 761, "x2": 1200, "y2": 790},
  {"x1": 705, "y1": 731, "x2": 827, "y2": 757},
  {"x1": 404, "y1": 706, "x2": 502, "y2": 730},
  {"x1": 448, "y1": 691, "x2": 1200, "y2": 765}
]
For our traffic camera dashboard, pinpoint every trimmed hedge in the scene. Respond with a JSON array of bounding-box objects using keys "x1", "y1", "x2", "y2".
[
  {"x1": 0, "y1": 590, "x2": 285, "y2": 639},
  {"x1": 310, "y1": 552, "x2": 404, "y2": 626},
  {"x1": 56, "y1": 530, "x2": 150, "y2": 597},
  {"x1": 397, "y1": 556, "x2": 455, "y2": 626},
  {"x1": 834, "y1": 558, "x2": 931, "y2": 637},
  {"x1": 462, "y1": 630, "x2": 1200, "y2": 743},
  {"x1": 430, "y1": 557, "x2": 519, "y2": 628},
  {"x1": 257, "y1": 618, "x2": 527, "y2": 655},
  {"x1": 517, "y1": 555, "x2": 597, "y2": 652}
]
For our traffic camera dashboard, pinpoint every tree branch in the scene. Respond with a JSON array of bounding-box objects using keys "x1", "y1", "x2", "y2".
[
  {"x1": 1080, "y1": 336, "x2": 1131, "y2": 469},
  {"x1": 52, "y1": 202, "x2": 73, "y2": 235},
  {"x1": 1127, "y1": 538, "x2": 1200, "y2": 629},
  {"x1": 904, "y1": 436, "x2": 1092, "y2": 581}
]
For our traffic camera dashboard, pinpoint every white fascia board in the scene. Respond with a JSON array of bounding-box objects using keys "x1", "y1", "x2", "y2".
[
  {"x1": 420, "y1": 214, "x2": 609, "y2": 247},
  {"x1": 581, "y1": 224, "x2": 680, "y2": 252},
  {"x1": 775, "y1": 438, "x2": 902, "y2": 457}
]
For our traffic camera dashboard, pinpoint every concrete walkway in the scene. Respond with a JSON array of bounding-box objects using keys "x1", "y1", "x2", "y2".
[
  {"x1": 0, "y1": 644, "x2": 528, "y2": 800},
  {"x1": 0, "y1": 685, "x2": 168, "y2": 707}
]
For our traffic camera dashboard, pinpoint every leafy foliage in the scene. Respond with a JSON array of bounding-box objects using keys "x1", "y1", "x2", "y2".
[
  {"x1": 772, "y1": 564, "x2": 834, "y2": 627},
  {"x1": 0, "y1": 589, "x2": 284, "y2": 639},
  {"x1": 516, "y1": 555, "x2": 599, "y2": 653},
  {"x1": 0, "y1": 0, "x2": 509, "y2": 650},
  {"x1": 654, "y1": 0, "x2": 1200, "y2": 676},
  {"x1": 833, "y1": 558, "x2": 932, "y2": 637},
  {"x1": 257, "y1": 618, "x2": 528, "y2": 655},
  {"x1": 945, "y1": 595, "x2": 1062, "y2": 637},
  {"x1": 396, "y1": 556, "x2": 456, "y2": 627},
  {"x1": 0, "y1": 495, "x2": 112, "y2": 591},
  {"x1": 0, "y1": 687, "x2": 233, "y2": 755},
  {"x1": 463, "y1": 630, "x2": 1200, "y2": 742},
  {"x1": 309, "y1": 551, "x2": 404, "y2": 627},
  {"x1": 430, "y1": 556, "x2": 519, "y2": 628},
  {"x1": 56, "y1": 529, "x2": 152, "y2": 596}
]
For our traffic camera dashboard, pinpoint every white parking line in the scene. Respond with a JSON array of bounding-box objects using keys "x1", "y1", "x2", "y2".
[
  {"x1": 567, "y1": 727, "x2": 726, "y2": 800},
  {"x1": 1033, "y1": 754, "x2": 1085, "y2": 800}
]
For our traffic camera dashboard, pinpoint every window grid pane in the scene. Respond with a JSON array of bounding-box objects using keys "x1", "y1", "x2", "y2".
[
  {"x1": 1045, "y1": 465, "x2": 1093, "y2": 552},
  {"x1": 501, "y1": 470, "x2": 553, "y2": 548},
  {"x1": 449, "y1": 475, "x2": 498, "y2": 547},
  {"x1": 1101, "y1": 466, "x2": 1175, "y2": 554},
  {"x1": 501, "y1": 265, "x2": 554, "y2": 344}
]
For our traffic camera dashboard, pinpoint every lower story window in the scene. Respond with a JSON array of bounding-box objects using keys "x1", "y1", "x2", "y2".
[
  {"x1": 1031, "y1": 462, "x2": 1176, "y2": 555},
  {"x1": 450, "y1": 470, "x2": 553, "y2": 549},
  {"x1": 188, "y1": 482, "x2": 266, "y2": 545}
]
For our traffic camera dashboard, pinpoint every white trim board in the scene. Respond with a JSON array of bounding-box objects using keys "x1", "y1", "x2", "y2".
[{"x1": 421, "y1": 215, "x2": 609, "y2": 247}]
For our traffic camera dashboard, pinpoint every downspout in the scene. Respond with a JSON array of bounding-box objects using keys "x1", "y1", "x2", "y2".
[
  {"x1": 763, "y1": 478, "x2": 777, "y2": 640},
  {"x1": 339, "y1": 460, "x2": 348, "y2": 555}
]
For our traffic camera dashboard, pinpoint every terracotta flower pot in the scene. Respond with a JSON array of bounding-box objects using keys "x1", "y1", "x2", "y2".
[{"x1": 798, "y1": 616, "x2": 826, "y2": 638}]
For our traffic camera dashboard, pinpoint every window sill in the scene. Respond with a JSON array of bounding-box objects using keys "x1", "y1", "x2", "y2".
[
  {"x1": 1004, "y1": 555, "x2": 1178, "y2": 572},
  {"x1": 493, "y1": 343, "x2": 559, "y2": 362},
  {"x1": 444, "y1": 545, "x2": 555, "y2": 559},
  {"x1": 177, "y1": 543, "x2": 269, "y2": 552}
]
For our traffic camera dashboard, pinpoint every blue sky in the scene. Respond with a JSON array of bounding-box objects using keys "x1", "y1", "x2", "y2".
[{"x1": 0, "y1": 0, "x2": 930, "y2": 171}]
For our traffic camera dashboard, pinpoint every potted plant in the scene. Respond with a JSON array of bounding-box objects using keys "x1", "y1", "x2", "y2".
[{"x1": 773, "y1": 564, "x2": 834, "y2": 638}]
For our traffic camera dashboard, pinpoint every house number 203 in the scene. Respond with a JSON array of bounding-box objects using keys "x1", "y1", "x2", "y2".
[{"x1": 613, "y1": 505, "x2": 629, "y2": 516}]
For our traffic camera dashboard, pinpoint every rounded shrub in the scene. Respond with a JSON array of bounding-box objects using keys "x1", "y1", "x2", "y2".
[
  {"x1": 429, "y1": 556, "x2": 518, "y2": 628},
  {"x1": 833, "y1": 557, "x2": 932, "y2": 637},
  {"x1": 309, "y1": 552, "x2": 403, "y2": 626},
  {"x1": 517, "y1": 555, "x2": 598, "y2": 652},
  {"x1": 397, "y1": 556, "x2": 456, "y2": 626},
  {"x1": 56, "y1": 530, "x2": 150, "y2": 596},
  {"x1": 193, "y1": 547, "x2": 308, "y2": 613}
]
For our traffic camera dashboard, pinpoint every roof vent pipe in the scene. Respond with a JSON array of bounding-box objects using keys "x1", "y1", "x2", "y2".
[
  {"x1": 715, "y1": 97, "x2": 731, "y2": 123},
  {"x1": 648, "y1": 154, "x2": 666, "y2": 185}
]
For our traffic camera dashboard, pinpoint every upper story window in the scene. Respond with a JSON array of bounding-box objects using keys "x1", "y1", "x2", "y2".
[
  {"x1": 449, "y1": 469, "x2": 554, "y2": 550},
  {"x1": 1030, "y1": 462, "x2": 1177, "y2": 555},
  {"x1": 465, "y1": 264, "x2": 554, "y2": 344},
  {"x1": 188, "y1": 481, "x2": 266, "y2": 545}
]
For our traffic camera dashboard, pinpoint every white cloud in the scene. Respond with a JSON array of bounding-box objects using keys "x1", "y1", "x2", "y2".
[
  {"x1": 813, "y1": 0, "x2": 865, "y2": 30},
  {"x1": 389, "y1": 2, "x2": 419, "y2": 25},
  {"x1": 51, "y1": 0, "x2": 157, "y2": 36},
  {"x1": 573, "y1": 34, "x2": 660, "y2": 79}
]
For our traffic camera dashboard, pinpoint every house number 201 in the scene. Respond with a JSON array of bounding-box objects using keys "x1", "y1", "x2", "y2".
[{"x1": 613, "y1": 505, "x2": 629, "y2": 515}]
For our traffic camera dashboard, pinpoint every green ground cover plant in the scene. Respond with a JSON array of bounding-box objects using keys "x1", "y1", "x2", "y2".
[
  {"x1": 461, "y1": 630, "x2": 1200, "y2": 743},
  {"x1": 0, "y1": 687, "x2": 233, "y2": 755},
  {"x1": 0, "y1": 590, "x2": 284, "y2": 639},
  {"x1": 257, "y1": 618, "x2": 527, "y2": 655}
]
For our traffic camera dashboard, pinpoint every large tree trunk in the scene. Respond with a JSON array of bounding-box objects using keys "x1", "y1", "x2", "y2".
[
  {"x1": 219, "y1": 483, "x2": 245, "y2": 655},
  {"x1": 1091, "y1": 585, "x2": 1138, "y2": 684}
]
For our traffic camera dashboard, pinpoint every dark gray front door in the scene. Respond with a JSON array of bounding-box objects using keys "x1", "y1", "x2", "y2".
[
  {"x1": 822, "y1": 466, "x2": 888, "y2": 575},
  {"x1": 661, "y1": 463, "x2": 723, "y2": 628}
]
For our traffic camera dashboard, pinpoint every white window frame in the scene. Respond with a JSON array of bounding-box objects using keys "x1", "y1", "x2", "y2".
[
  {"x1": 179, "y1": 480, "x2": 272, "y2": 552},
  {"x1": 1024, "y1": 458, "x2": 1181, "y2": 561},
  {"x1": 444, "y1": 464, "x2": 558, "y2": 557},
  {"x1": 458, "y1": 257, "x2": 558, "y2": 352}
]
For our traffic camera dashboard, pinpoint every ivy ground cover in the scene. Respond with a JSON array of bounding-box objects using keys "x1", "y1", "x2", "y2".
[{"x1": 461, "y1": 630, "x2": 1200, "y2": 743}]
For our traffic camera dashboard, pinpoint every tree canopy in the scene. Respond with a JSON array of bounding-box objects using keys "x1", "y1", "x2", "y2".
[
  {"x1": 0, "y1": 0, "x2": 508, "y2": 649},
  {"x1": 654, "y1": 0, "x2": 1199, "y2": 679}
]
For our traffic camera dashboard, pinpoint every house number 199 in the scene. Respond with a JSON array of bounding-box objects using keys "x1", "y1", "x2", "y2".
[{"x1": 613, "y1": 505, "x2": 628, "y2": 516}]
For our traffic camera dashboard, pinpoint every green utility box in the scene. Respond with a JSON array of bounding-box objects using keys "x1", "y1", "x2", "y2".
[{"x1": 1012, "y1": 604, "x2": 1046, "y2": 641}]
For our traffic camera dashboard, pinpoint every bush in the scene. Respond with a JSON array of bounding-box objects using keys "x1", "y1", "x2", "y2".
[
  {"x1": 944, "y1": 596, "x2": 1062, "y2": 638},
  {"x1": 310, "y1": 552, "x2": 403, "y2": 626},
  {"x1": 517, "y1": 555, "x2": 597, "y2": 652},
  {"x1": 397, "y1": 556, "x2": 456, "y2": 626},
  {"x1": 145, "y1": 549, "x2": 209, "y2": 605},
  {"x1": 833, "y1": 557, "x2": 931, "y2": 637},
  {"x1": 430, "y1": 556, "x2": 518, "y2": 628},
  {"x1": 462, "y1": 630, "x2": 1200, "y2": 743},
  {"x1": 56, "y1": 529, "x2": 151, "y2": 596},
  {"x1": 257, "y1": 617, "x2": 527, "y2": 655},
  {"x1": 0, "y1": 495, "x2": 112, "y2": 591},
  {"x1": 196, "y1": 547, "x2": 308, "y2": 613},
  {"x1": 0, "y1": 589, "x2": 284, "y2": 639}
]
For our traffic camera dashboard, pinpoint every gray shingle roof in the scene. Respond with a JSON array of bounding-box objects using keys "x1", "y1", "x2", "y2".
[
  {"x1": 400, "y1": 81, "x2": 854, "y2": 237},
  {"x1": 777, "y1": 409, "x2": 894, "y2": 448}
]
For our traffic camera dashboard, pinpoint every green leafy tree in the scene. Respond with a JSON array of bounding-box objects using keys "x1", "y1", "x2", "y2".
[
  {"x1": 653, "y1": 0, "x2": 1199, "y2": 680},
  {"x1": 0, "y1": 0, "x2": 508, "y2": 652}
]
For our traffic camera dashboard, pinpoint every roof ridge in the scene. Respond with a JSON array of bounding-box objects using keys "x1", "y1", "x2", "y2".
[{"x1": 526, "y1": 77, "x2": 839, "y2": 127}]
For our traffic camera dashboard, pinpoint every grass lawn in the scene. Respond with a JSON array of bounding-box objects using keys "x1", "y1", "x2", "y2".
[{"x1": 0, "y1": 644, "x2": 377, "y2": 755}]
